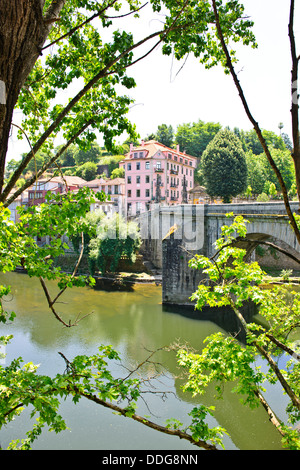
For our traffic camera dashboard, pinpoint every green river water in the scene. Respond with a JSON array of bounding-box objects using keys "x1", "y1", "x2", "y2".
[{"x1": 0, "y1": 272, "x2": 287, "y2": 450}]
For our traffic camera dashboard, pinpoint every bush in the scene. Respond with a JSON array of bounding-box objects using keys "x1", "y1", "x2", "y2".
[
  {"x1": 75, "y1": 162, "x2": 97, "y2": 181},
  {"x1": 256, "y1": 192, "x2": 269, "y2": 202},
  {"x1": 88, "y1": 213, "x2": 141, "y2": 274}
]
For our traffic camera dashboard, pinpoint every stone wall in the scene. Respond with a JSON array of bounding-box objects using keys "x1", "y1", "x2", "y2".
[
  {"x1": 162, "y1": 237, "x2": 205, "y2": 306},
  {"x1": 52, "y1": 253, "x2": 147, "y2": 275}
]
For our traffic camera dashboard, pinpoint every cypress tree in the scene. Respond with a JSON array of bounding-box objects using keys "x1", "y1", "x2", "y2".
[{"x1": 202, "y1": 129, "x2": 248, "y2": 203}]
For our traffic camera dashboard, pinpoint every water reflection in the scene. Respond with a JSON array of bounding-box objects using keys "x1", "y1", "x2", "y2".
[{"x1": 0, "y1": 272, "x2": 284, "y2": 450}]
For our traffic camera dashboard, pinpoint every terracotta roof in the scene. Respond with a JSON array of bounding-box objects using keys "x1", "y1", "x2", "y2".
[
  {"x1": 81, "y1": 177, "x2": 125, "y2": 187},
  {"x1": 109, "y1": 178, "x2": 125, "y2": 184},
  {"x1": 34, "y1": 175, "x2": 87, "y2": 186},
  {"x1": 188, "y1": 185, "x2": 208, "y2": 194},
  {"x1": 81, "y1": 178, "x2": 107, "y2": 187},
  {"x1": 123, "y1": 140, "x2": 197, "y2": 161}
]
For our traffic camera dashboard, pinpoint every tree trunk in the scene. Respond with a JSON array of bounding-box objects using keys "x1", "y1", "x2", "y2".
[
  {"x1": 289, "y1": 0, "x2": 300, "y2": 200},
  {"x1": 0, "y1": 0, "x2": 66, "y2": 195}
]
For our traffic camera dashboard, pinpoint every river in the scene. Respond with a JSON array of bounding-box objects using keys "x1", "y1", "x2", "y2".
[{"x1": 0, "y1": 272, "x2": 286, "y2": 450}]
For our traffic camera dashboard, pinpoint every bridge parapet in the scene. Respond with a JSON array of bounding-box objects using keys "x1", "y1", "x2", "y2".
[{"x1": 205, "y1": 201, "x2": 299, "y2": 217}]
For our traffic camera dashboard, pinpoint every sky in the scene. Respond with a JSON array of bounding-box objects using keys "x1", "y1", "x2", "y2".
[
  {"x1": 7, "y1": 0, "x2": 299, "y2": 160},
  {"x1": 124, "y1": 0, "x2": 296, "y2": 140}
]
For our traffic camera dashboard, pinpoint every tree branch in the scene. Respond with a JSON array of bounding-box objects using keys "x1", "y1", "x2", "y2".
[
  {"x1": 244, "y1": 237, "x2": 300, "y2": 265},
  {"x1": 228, "y1": 297, "x2": 300, "y2": 412},
  {"x1": 65, "y1": 383, "x2": 218, "y2": 450},
  {"x1": 2, "y1": 2, "x2": 189, "y2": 203},
  {"x1": 254, "y1": 390, "x2": 287, "y2": 438},
  {"x1": 43, "y1": 0, "x2": 67, "y2": 23},
  {"x1": 38, "y1": 232, "x2": 91, "y2": 328},
  {"x1": 289, "y1": 0, "x2": 300, "y2": 171},
  {"x1": 51, "y1": 232, "x2": 85, "y2": 307},
  {"x1": 42, "y1": 1, "x2": 149, "y2": 52},
  {"x1": 0, "y1": 29, "x2": 164, "y2": 202},
  {"x1": 211, "y1": 0, "x2": 300, "y2": 245},
  {"x1": 266, "y1": 333, "x2": 300, "y2": 362},
  {"x1": 4, "y1": 119, "x2": 93, "y2": 207},
  {"x1": 211, "y1": 236, "x2": 300, "y2": 266}
]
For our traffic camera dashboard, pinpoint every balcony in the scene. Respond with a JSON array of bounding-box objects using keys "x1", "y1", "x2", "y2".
[
  {"x1": 171, "y1": 196, "x2": 178, "y2": 201},
  {"x1": 155, "y1": 167, "x2": 164, "y2": 172},
  {"x1": 170, "y1": 169, "x2": 178, "y2": 175}
]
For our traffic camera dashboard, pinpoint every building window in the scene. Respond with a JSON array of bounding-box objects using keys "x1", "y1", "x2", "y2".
[
  {"x1": 127, "y1": 163, "x2": 131, "y2": 170},
  {"x1": 136, "y1": 189, "x2": 140, "y2": 197},
  {"x1": 114, "y1": 185, "x2": 118, "y2": 194},
  {"x1": 134, "y1": 152, "x2": 138, "y2": 158},
  {"x1": 136, "y1": 162, "x2": 140, "y2": 170},
  {"x1": 136, "y1": 176, "x2": 140, "y2": 184},
  {"x1": 174, "y1": 155, "x2": 178, "y2": 161},
  {"x1": 146, "y1": 175, "x2": 150, "y2": 183},
  {"x1": 127, "y1": 176, "x2": 131, "y2": 184},
  {"x1": 139, "y1": 152, "x2": 143, "y2": 158},
  {"x1": 168, "y1": 153, "x2": 172, "y2": 159},
  {"x1": 128, "y1": 190, "x2": 131, "y2": 197},
  {"x1": 145, "y1": 189, "x2": 150, "y2": 197},
  {"x1": 30, "y1": 192, "x2": 43, "y2": 199},
  {"x1": 145, "y1": 161, "x2": 150, "y2": 170}
]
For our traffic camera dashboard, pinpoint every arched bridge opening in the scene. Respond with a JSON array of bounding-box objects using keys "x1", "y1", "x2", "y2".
[{"x1": 233, "y1": 232, "x2": 300, "y2": 270}]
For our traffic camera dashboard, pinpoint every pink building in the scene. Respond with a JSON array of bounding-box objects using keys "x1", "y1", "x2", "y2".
[
  {"x1": 82, "y1": 177, "x2": 126, "y2": 216},
  {"x1": 119, "y1": 140, "x2": 197, "y2": 216}
]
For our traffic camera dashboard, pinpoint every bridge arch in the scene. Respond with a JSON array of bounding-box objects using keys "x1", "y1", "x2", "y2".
[{"x1": 233, "y1": 231, "x2": 300, "y2": 269}]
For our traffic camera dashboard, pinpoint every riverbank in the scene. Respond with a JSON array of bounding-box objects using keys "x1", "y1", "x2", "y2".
[
  {"x1": 14, "y1": 265, "x2": 162, "y2": 290},
  {"x1": 93, "y1": 271, "x2": 162, "y2": 291},
  {"x1": 261, "y1": 266, "x2": 300, "y2": 285}
]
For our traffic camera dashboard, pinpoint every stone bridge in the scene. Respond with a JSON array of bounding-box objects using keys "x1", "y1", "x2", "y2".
[{"x1": 139, "y1": 202, "x2": 300, "y2": 306}]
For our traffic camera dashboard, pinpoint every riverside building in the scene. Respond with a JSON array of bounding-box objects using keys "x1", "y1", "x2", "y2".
[{"x1": 119, "y1": 140, "x2": 197, "y2": 216}]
